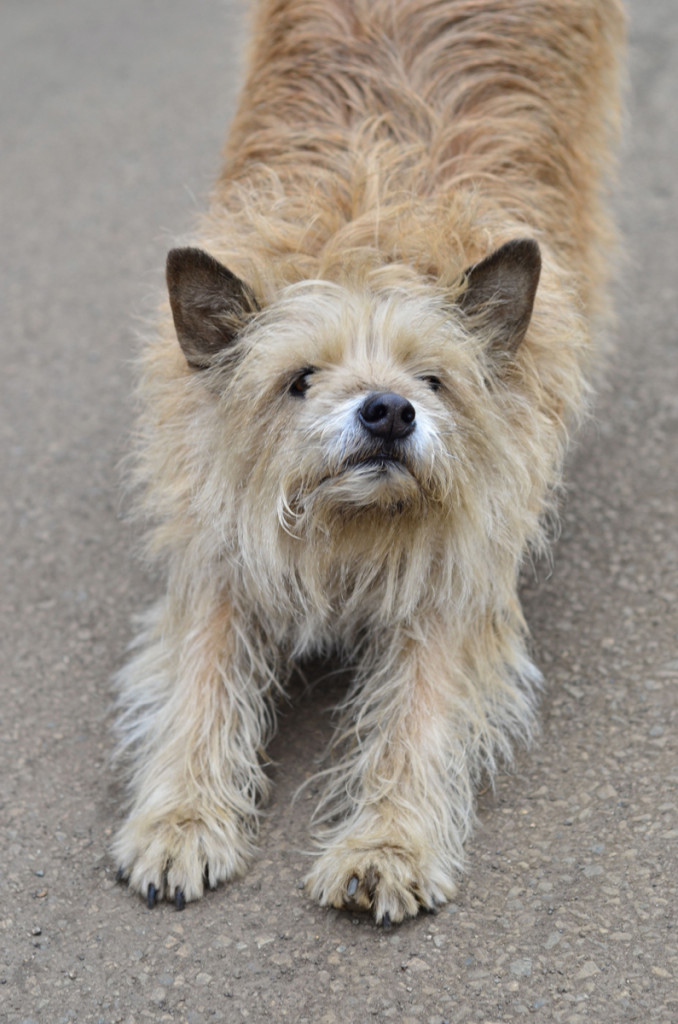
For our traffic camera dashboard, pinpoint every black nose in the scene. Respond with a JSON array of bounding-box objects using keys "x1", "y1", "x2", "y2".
[{"x1": 358, "y1": 392, "x2": 416, "y2": 441}]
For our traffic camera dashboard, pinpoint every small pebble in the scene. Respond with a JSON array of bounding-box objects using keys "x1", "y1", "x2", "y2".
[
  {"x1": 510, "y1": 957, "x2": 532, "y2": 978},
  {"x1": 576, "y1": 961, "x2": 600, "y2": 979}
]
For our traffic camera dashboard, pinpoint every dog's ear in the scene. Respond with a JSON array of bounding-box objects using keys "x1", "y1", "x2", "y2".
[
  {"x1": 166, "y1": 247, "x2": 259, "y2": 369},
  {"x1": 459, "y1": 238, "x2": 541, "y2": 355}
]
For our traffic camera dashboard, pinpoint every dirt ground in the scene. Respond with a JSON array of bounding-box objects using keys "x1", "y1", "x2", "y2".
[{"x1": 1, "y1": 1, "x2": 676, "y2": 1021}]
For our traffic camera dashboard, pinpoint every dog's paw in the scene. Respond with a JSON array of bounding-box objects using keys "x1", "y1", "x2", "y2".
[
  {"x1": 304, "y1": 843, "x2": 456, "y2": 925},
  {"x1": 113, "y1": 812, "x2": 253, "y2": 908}
]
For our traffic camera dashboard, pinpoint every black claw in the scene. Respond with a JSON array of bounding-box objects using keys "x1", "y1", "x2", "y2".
[
  {"x1": 382, "y1": 912, "x2": 392, "y2": 930},
  {"x1": 175, "y1": 888, "x2": 186, "y2": 911},
  {"x1": 147, "y1": 883, "x2": 157, "y2": 909},
  {"x1": 116, "y1": 867, "x2": 125, "y2": 883},
  {"x1": 346, "y1": 875, "x2": 359, "y2": 898},
  {"x1": 204, "y1": 864, "x2": 210, "y2": 886}
]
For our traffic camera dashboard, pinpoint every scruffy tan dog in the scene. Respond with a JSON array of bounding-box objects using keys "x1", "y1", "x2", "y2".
[{"x1": 114, "y1": 0, "x2": 625, "y2": 923}]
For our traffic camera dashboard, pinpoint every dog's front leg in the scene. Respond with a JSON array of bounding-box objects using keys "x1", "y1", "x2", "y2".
[
  {"x1": 113, "y1": 591, "x2": 276, "y2": 907},
  {"x1": 305, "y1": 616, "x2": 534, "y2": 924}
]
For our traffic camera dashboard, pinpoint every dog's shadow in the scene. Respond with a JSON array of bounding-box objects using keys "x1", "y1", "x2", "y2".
[{"x1": 265, "y1": 659, "x2": 351, "y2": 810}]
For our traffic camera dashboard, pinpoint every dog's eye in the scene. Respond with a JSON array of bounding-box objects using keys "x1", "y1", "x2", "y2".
[
  {"x1": 289, "y1": 368, "x2": 315, "y2": 397},
  {"x1": 420, "y1": 375, "x2": 442, "y2": 392}
]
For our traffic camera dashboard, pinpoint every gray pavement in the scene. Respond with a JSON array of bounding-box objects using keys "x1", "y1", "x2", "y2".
[{"x1": 1, "y1": 1, "x2": 676, "y2": 1021}]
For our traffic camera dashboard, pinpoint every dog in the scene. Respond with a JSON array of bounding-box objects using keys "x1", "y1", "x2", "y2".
[{"x1": 113, "y1": 0, "x2": 625, "y2": 924}]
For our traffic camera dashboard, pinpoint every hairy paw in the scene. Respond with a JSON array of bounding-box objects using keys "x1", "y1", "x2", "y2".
[
  {"x1": 113, "y1": 811, "x2": 252, "y2": 907},
  {"x1": 304, "y1": 843, "x2": 456, "y2": 925}
]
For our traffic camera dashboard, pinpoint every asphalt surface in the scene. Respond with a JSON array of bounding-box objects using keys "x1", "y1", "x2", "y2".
[{"x1": 1, "y1": 1, "x2": 676, "y2": 1022}]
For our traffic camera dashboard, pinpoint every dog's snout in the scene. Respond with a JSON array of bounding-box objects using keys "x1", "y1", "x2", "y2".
[{"x1": 358, "y1": 392, "x2": 416, "y2": 441}]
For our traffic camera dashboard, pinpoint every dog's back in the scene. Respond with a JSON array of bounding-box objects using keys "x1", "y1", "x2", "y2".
[{"x1": 220, "y1": 0, "x2": 624, "y2": 310}]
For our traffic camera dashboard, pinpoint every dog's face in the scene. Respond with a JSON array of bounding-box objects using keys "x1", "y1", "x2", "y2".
[
  {"x1": 245, "y1": 284, "x2": 465, "y2": 526},
  {"x1": 165, "y1": 243, "x2": 540, "y2": 544}
]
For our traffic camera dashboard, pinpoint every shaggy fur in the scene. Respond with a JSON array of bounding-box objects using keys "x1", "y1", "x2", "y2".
[{"x1": 113, "y1": 0, "x2": 625, "y2": 923}]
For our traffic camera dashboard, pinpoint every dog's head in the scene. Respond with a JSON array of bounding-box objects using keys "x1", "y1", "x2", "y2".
[{"x1": 165, "y1": 242, "x2": 540, "y2": 545}]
